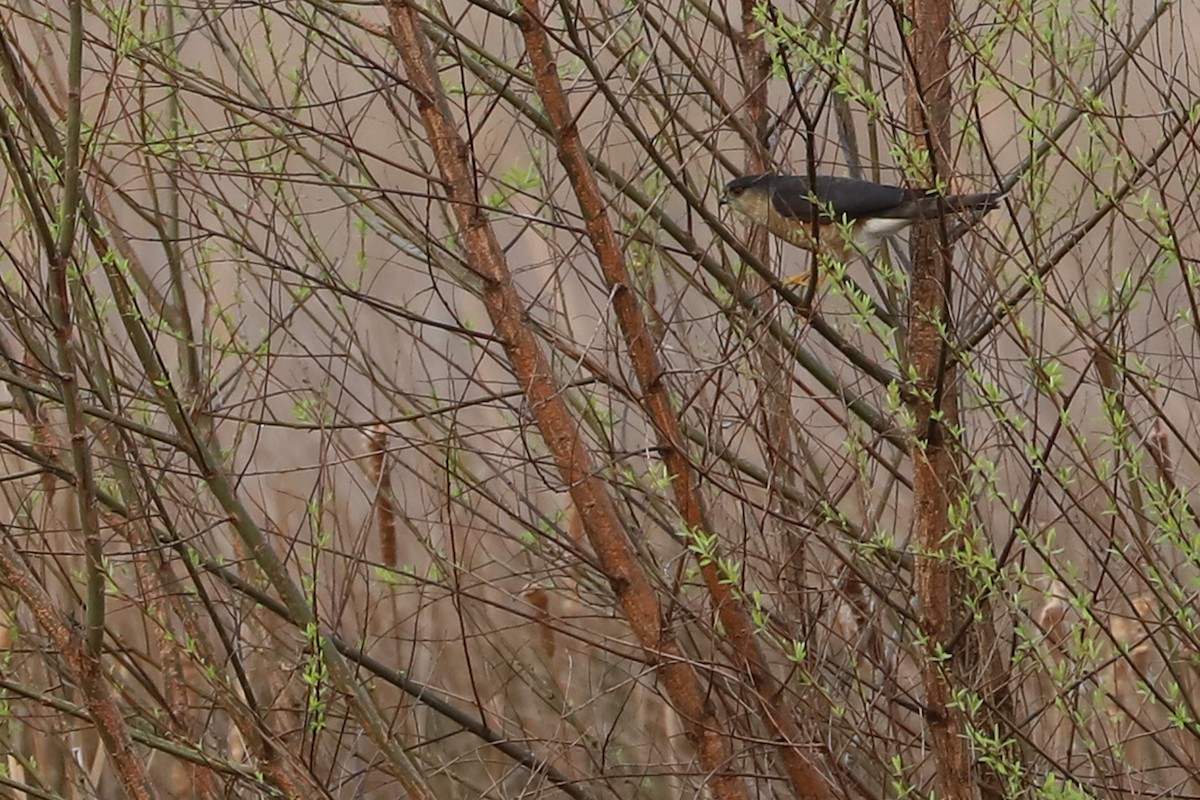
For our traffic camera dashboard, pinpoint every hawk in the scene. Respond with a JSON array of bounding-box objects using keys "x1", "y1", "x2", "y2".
[{"x1": 720, "y1": 173, "x2": 1002, "y2": 262}]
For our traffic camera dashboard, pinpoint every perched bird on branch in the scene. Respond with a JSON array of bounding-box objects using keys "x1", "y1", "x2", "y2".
[{"x1": 719, "y1": 173, "x2": 1003, "y2": 278}]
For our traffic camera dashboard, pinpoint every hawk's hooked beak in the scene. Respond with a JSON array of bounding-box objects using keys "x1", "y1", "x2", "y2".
[{"x1": 718, "y1": 189, "x2": 730, "y2": 206}]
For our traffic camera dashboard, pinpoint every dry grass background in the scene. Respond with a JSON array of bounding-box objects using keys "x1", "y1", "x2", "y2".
[{"x1": 0, "y1": 0, "x2": 1198, "y2": 798}]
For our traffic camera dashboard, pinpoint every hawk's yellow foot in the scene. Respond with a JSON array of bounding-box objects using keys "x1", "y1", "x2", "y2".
[{"x1": 782, "y1": 270, "x2": 825, "y2": 291}]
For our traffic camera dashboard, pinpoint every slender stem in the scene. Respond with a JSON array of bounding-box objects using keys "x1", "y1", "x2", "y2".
[{"x1": 51, "y1": 0, "x2": 106, "y2": 665}]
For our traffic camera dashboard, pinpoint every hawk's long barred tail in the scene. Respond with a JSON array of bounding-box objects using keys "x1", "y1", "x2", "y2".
[{"x1": 900, "y1": 191, "x2": 1004, "y2": 219}]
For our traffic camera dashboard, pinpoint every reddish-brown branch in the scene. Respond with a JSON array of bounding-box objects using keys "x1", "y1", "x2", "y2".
[
  {"x1": 737, "y1": 0, "x2": 812, "y2": 607},
  {"x1": 369, "y1": 425, "x2": 399, "y2": 567},
  {"x1": 903, "y1": 0, "x2": 976, "y2": 797},
  {"x1": 0, "y1": 531, "x2": 159, "y2": 800},
  {"x1": 515, "y1": 2, "x2": 831, "y2": 798},
  {"x1": 382, "y1": 3, "x2": 750, "y2": 799}
]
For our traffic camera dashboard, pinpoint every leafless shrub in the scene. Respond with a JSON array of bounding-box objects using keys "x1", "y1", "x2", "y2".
[{"x1": 0, "y1": 0, "x2": 1197, "y2": 798}]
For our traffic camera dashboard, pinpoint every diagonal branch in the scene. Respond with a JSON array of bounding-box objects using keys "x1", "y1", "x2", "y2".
[
  {"x1": 0, "y1": 527, "x2": 158, "y2": 800},
  {"x1": 381, "y1": 2, "x2": 752, "y2": 799},
  {"x1": 516, "y1": 1, "x2": 833, "y2": 797}
]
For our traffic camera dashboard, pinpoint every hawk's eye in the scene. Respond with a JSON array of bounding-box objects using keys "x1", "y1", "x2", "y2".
[{"x1": 728, "y1": 186, "x2": 744, "y2": 197}]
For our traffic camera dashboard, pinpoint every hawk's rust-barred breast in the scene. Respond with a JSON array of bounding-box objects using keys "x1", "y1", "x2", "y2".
[{"x1": 719, "y1": 173, "x2": 1003, "y2": 256}]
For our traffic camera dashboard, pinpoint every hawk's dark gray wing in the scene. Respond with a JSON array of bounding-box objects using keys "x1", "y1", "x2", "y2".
[{"x1": 768, "y1": 175, "x2": 912, "y2": 222}]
